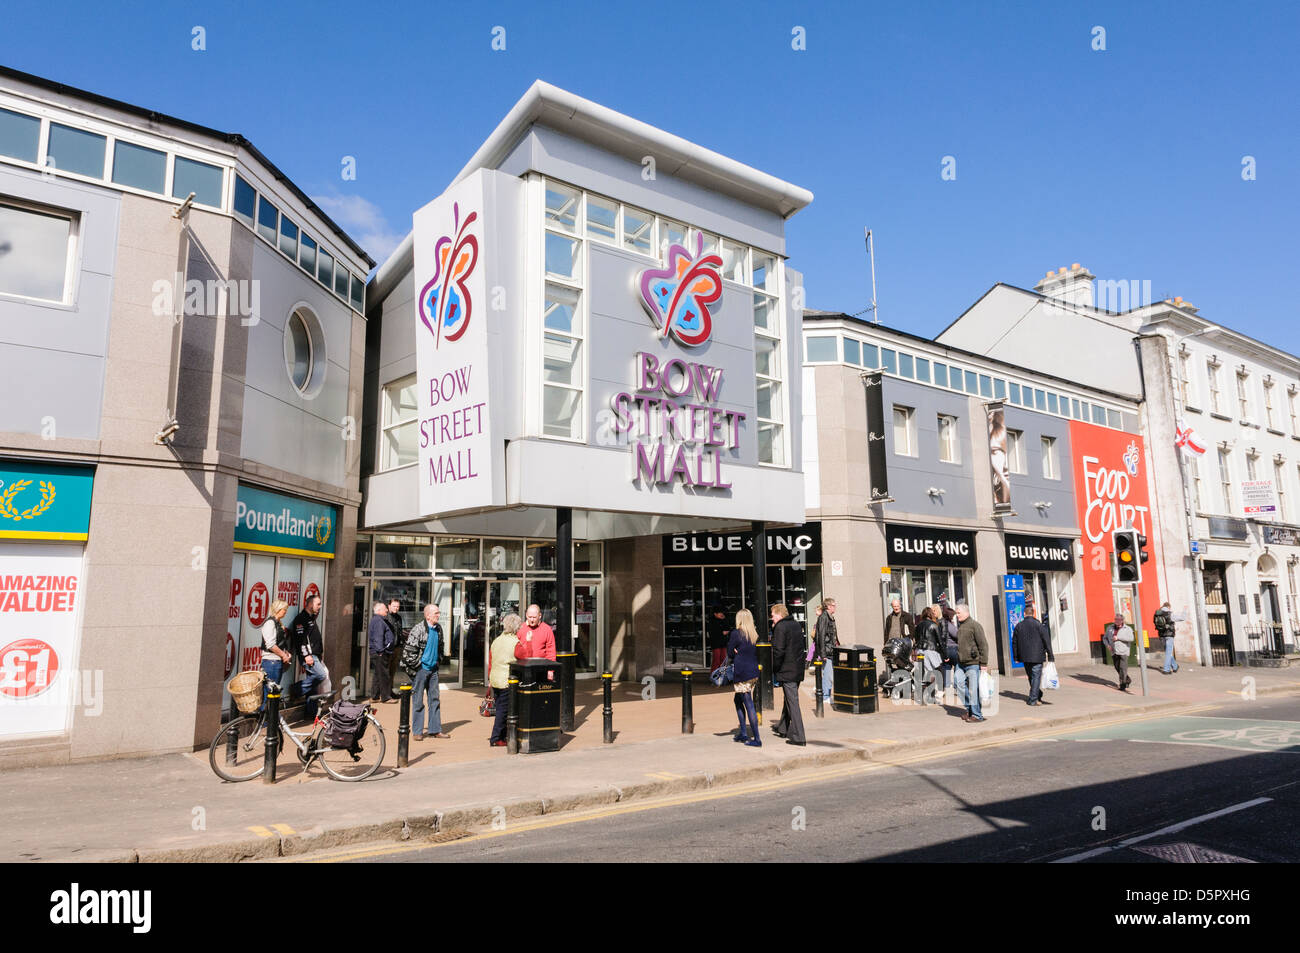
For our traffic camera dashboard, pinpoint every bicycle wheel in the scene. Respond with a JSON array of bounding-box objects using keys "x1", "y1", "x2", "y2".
[
  {"x1": 209, "y1": 716, "x2": 270, "y2": 782},
  {"x1": 317, "y1": 714, "x2": 385, "y2": 781}
]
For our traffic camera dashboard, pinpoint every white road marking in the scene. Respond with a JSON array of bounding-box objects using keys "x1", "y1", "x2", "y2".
[{"x1": 1052, "y1": 797, "x2": 1273, "y2": 863}]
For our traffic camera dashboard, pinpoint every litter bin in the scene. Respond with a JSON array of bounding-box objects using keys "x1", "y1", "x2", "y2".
[
  {"x1": 510, "y1": 658, "x2": 561, "y2": 753},
  {"x1": 832, "y1": 645, "x2": 877, "y2": 713}
]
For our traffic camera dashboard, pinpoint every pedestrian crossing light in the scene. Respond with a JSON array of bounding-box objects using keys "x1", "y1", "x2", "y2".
[{"x1": 1112, "y1": 529, "x2": 1144, "y2": 584}]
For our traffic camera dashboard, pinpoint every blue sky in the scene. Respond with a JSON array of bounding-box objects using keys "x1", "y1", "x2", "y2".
[{"x1": 3, "y1": 0, "x2": 1296, "y2": 347}]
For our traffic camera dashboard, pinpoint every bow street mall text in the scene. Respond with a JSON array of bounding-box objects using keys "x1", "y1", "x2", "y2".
[{"x1": 420, "y1": 365, "x2": 486, "y2": 485}]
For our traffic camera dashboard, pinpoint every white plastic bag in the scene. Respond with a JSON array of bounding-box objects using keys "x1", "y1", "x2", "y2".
[
  {"x1": 979, "y1": 669, "x2": 994, "y2": 704},
  {"x1": 1042, "y1": 661, "x2": 1060, "y2": 691}
]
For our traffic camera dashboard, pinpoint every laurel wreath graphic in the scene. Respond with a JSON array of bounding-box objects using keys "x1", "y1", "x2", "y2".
[
  {"x1": 0, "y1": 480, "x2": 56, "y2": 521},
  {"x1": 315, "y1": 514, "x2": 332, "y2": 546}
]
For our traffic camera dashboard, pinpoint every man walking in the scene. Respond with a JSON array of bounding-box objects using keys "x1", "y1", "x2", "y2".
[
  {"x1": 955, "y1": 604, "x2": 988, "y2": 722},
  {"x1": 1105, "y1": 613, "x2": 1134, "y2": 691},
  {"x1": 290, "y1": 593, "x2": 331, "y2": 720},
  {"x1": 1013, "y1": 606, "x2": 1054, "y2": 706},
  {"x1": 813, "y1": 598, "x2": 839, "y2": 700},
  {"x1": 1154, "y1": 602, "x2": 1179, "y2": 674},
  {"x1": 367, "y1": 601, "x2": 397, "y2": 703},
  {"x1": 403, "y1": 604, "x2": 450, "y2": 740},
  {"x1": 770, "y1": 604, "x2": 807, "y2": 746},
  {"x1": 883, "y1": 598, "x2": 913, "y2": 646},
  {"x1": 514, "y1": 604, "x2": 557, "y2": 661}
]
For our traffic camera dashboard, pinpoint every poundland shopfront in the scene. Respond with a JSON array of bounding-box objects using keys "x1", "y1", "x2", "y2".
[{"x1": 360, "y1": 81, "x2": 812, "y2": 692}]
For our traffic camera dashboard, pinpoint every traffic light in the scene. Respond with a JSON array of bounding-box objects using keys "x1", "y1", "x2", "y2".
[{"x1": 1113, "y1": 529, "x2": 1143, "y2": 584}]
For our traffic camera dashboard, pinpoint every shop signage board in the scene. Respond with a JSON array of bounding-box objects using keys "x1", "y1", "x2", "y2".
[
  {"x1": 0, "y1": 461, "x2": 94, "y2": 541},
  {"x1": 1000, "y1": 573, "x2": 1026, "y2": 671},
  {"x1": 986, "y1": 402, "x2": 1012, "y2": 515},
  {"x1": 1068, "y1": 422, "x2": 1161, "y2": 647},
  {"x1": 1263, "y1": 526, "x2": 1299, "y2": 546},
  {"x1": 863, "y1": 372, "x2": 891, "y2": 503},
  {"x1": 1004, "y1": 533, "x2": 1075, "y2": 572},
  {"x1": 412, "y1": 169, "x2": 513, "y2": 517},
  {"x1": 234, "y1": 484, "x2": 337, "y2": 559},
  {"x1": 1241, "y1": 480, "x2": 1277, "y2": 517},
  {"x1": 1208, "y1": 517, "x2": 1249, "y2": 541},
  {"x1": 885, "y1": 524, "x2": 977, "y2": 568},
  {"x1": 662, "y1": 522, "x2": 821, "y2": 566}
]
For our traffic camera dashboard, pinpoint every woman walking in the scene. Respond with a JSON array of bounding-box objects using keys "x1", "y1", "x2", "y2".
[
  {"x1": 487, "y1": 613, "x2": 522, "y2": 747},
  {"x1": 727, "y1": 609, "x2": 762, "y2": 747}
]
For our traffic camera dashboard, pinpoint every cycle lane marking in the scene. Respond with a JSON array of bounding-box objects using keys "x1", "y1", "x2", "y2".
[{"x1": 1059, "y1": 714, "x2": 1300, "y2": 753}]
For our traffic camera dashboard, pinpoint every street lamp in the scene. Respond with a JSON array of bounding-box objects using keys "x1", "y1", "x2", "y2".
[{"x1": 1169, "y1": 323, "x2": 1219, "y2": 666}]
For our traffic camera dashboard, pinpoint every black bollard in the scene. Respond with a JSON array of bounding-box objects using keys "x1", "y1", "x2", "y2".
[
  {"x1": 602, "y1": 672, "x2": 614, "y2": 743},
  {"x1": 262, "y1": 682, "x2": 280, "y2": 785},
  {"x1": 396, "y1": 683, "x2": 412, "y2": 767},
  {"x1": 506, "y1": 676, "x2": 519, "y2": 754},
  {"x1": 814, "y1": 660, "x2": 825, "y2": 719},
  {"x1": 756, "y1": 641, "x2": 773, "y2": 711},
  {"x1": 681, "y1": 668, "x2": 694, "y2": 734},
  {"x1": 558, "y1": 651, "x2": 576, "y2": 732}
]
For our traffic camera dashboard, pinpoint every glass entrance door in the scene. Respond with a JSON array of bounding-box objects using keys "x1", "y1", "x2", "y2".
[{"x1": 486, "y1": 580, "x2": 523, "y2": 685}]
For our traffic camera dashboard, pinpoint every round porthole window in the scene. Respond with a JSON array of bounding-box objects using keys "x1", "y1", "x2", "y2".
[{"x1": 283, "y1": 306, "x2": 325, "y2": 397}]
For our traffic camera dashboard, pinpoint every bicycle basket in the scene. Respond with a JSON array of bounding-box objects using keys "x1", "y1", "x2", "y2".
[{"x1": 227, "y1": 670, "x2": 266, "y2": 715}]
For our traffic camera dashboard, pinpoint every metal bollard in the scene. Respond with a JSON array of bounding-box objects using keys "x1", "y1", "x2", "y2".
[
  {"x1": 756, "y1": 641, "x2": 773, "y2": 711},
  {"x1": 681, "y1": 668, "x2": 694, "y2": 734},
  {"x1": 814, "y1": 660, "x2": 825, "y2": 719},
  {"x1": 263, "y1": 683, "x2": 281, "y2": 784},
  {"x1": 602, "y1": 672, "x2": 614, "y2": 743},
  {"x1": 506, "y1": 677, "x2": 519, "y2": 754},
  {"x1": 396, "y1": 683, "x2": 412, "y2": 767},
  {"x1": 558, "y1": 651, "x2": 576, "y2": 732}
]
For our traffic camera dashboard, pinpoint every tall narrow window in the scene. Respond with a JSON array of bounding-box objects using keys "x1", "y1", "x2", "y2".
[
  {"x1": 754, "y1": 250, "x2": 784, "y2": 465},
  {"x1": 1218, "y1": 448, "x2": 1233, "y2": 512},
  {"x1": 1290, "y1": 387, "x2": 1299, "y2": 436},
  {"x1": 1007, "y1": 429, "x2": 1025, "y2": 474},
  {"x1": 1246, "y1": 452, "x2": 1259, "y2": 482},
  {"x1": 541, "y1": 180, "x2": 585, "y2": 440},
  {"x1": 1207, "y1": 361, "x2": 1222, "y2": 414},
  {"x1": 1178, "y1": 350, "x2": 1194, "y2": 406},
  {"x1": 1276, "y1": 461, "x2": 1288, "y2": 522},
  {"x1": 937, "y1": 415, "x2": 959, "y2": 464},
  {"x1": 1237, "y1": 370, "x2": 1251, "y2": 419},
  {"x1": 893, "y1": 406, "x2": 915, "y2": 457},
  {"x1": 381, "y1": 376, "x2": 419, "y2": 469},
  {"x1": 1264, "y1": 380, "x2": 1277, "y2": 429},
  {"x1": 1041, "y1": 436, "x2": 1059, "y2": 479},
  {"x1": 1189, "y1": 455, "x2": 1203, "y2": 511}
]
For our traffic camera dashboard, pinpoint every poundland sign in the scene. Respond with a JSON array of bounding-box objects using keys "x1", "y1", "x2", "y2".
[{"x1": 234, "y1": 485, "x2": 336, "y2": 559}]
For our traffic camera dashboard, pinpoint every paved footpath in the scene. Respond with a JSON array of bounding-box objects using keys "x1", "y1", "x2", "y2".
[{"x1": 2, "y1": 662, "x2": 1296, "y2": 862}]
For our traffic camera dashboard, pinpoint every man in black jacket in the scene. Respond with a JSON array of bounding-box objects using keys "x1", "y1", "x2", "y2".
[
  {"x1": 1013, "y1": 606, "x2": 1055, "y2": 706},
  {"x1": 290, "y1": 593, "x2": 330, "y2": 719},
  {"x1": 883, "y1": 598, "x2": 913, "y2": 646},
  {"x1": 770, "y1": 604, "x2": 807, "y2": 746}
]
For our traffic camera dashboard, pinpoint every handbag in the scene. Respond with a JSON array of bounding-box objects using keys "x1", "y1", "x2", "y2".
[
  {"x1": 710, "y1": 662, "x2": 735, "y2": 686},
  {"x1": 478, "y1": 688, "x2": 495, "y2": 717}
]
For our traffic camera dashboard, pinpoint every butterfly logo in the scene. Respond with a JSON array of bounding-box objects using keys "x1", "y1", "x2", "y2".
[
  {"x1": 1122, "y1": 440, "x2": 1140, "y2": 476},
  {"x1": 638, "y1": 233, "x2": 723, "y2": 347},
  {"x1": 419, "y1": 202, "x2": 479, "y2": 349}
]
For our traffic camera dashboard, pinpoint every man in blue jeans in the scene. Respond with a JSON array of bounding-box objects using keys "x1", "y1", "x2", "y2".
[
  {"x1": 1013, "y1": 605, "x2": 1054, "y2": 706},
  {"x1": 404, "y1": 604, "x2": 450, "y2": 740},
  {"x1": 955, "y1": 604, "x2": 989, "y2": 722},
  {"x1": 1154, "y1": 602, "x2": 1180, "y2": 674}
]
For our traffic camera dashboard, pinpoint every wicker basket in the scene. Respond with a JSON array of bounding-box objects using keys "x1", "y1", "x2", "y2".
[{"x1": 228, "y1": 670, "x2": 266, "y2": 715}]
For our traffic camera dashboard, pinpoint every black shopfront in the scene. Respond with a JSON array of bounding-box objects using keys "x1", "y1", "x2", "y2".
[{"x1": 662, "y1": 523, "x2": 822, "y2": 667}]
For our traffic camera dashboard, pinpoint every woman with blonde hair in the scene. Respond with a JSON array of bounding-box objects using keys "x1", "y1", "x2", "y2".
[
  {"x1": 727, "y1": 609, "x2": 762, "y2": 747},
  {"x1": 259, "y1": 599, "x2": 292, "y2": 712}
]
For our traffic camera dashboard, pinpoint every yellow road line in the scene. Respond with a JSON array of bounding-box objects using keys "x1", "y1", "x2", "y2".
[
  {"x1": 248, "y1": 826, "x2": 274, "y2": 838},
  {"x1": 272, "y1": 824, "x2": 296, "y2": 836}
]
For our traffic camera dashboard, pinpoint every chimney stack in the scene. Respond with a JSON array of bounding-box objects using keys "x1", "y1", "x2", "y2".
[{"x1": 1034, "y1": 262, "x2": 1095, "y2": 308}]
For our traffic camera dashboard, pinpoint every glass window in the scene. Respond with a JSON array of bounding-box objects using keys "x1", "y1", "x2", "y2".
[
  {"x1": 543, "y1": 334, "x2": 582, "y2": 386},
  {"x1": 1041, "y1": 436, "x2": 1059, "y2": 479},
  {"x1": 893, "y1": 406, "x2": 915, "y2": 456},
  {"x1": 373, "y1": 535, "x2": 431, "y2": 572},
  {"x1": 317, "y1": 247, "x2": 333, "y2": 288},
  {"x1": 1071, "y1": 398, "x2": 1081, "y2": 418},
  {"x1": 233, "y1": 174, "x2": 256, "y2": 226},
  {"x1": 285, "y1": 308, "x2": 313, "y2": 392},
  {"x1": 752, "y1": 251, "x2": 777, "y2": 292},
  {"x1": 752, "y1": 292, "x2": 777, "y2": 333},
  {"x1": 350, "y1": 273, "x2": 365, "y2": 313},
  {"x1": 1009, "y1": 382, "x2": 1021, "y2": 405},
  {"x1": 1034, "y1": 388, "x2": 1047, "y2": 410},
  {"x1": 585, "y1": 194, "x2": 617, "y2": 244},
  {"x1": 1091, "y1": 404, "x2": 1106, "y2": 424},
  {"x1": 544, "y1": 283, "x2": 581, "y2": 334},
  {"x1": 965, "y1": 370, "x2": 979, "y2": 394},
  {"x1": 916, "y1": 358, "x2": 931, "y2": 383},
  {"x1": 545, "y1": 232, "x2": 582, "y2": 281},
  {"x1": 881, "y1": 349, "x2": 897, "y2": 374},
  {"x1": 1057, "y1": 394, "x2": 1070, "y2": 415},
  {"x1": 699, "y1": 232, "x2": 719, "y2": 257},
  {"x1": 863, "y1": 343, "x2": 880, "y2": 369},
  {"x1": 257, "y1": 195, "x2": 278, "y2": 244},
  {"x1": 1007, "y1": 429, "x2": 1025, "y2": 473},
  {"x1": 543, "y1": 385, "x2": 582, "y2": 439},
  {"x1": 574, "y1": 541, "x2": 602, "y2": 573},
  {"x1": 1047, "y1": 393, "x2": 1059, "y2": 414},
  {"x1": 1107, "y1": 408, "x2": 1122, "y2": 430},
  {"x1": 843, "y1": 338, "x2": 861, "y2": 366},
  {"x1": 938, "y1": 414, "x2": 960, "y2": 463},
  {"x1": 757, "y1": 380, "x2": 781, "y2": 421},
  {"x1": 950, "y1": 367, "x2": 965, "y2": 391},
  {"x1": 979, "y1": 374, "x2": 992, "y2": 398},
  {"x1": 381, "y1": 376, "x2": 418, "y2": 470},
  {"x1": 544, "y1": 182, "x2": 579, "y2": 232},
  {"x1": 0, "y1": 202, "x2": 73, "y2": 302},
  {"x1": 526, "y1": 540, "x2": 557, "y2": 572},
  {"x1": 111, "y1": 140, "x2": 166, "y2": 193},
  {"x1": 278, "y1": 214, "x2": 298, "y2": 259},
  {"x1": 933, "y1": 362, "x2": 948, "y2": 387},
  {"x1": 0, "y1": 108, "x2": 40, "y2": 162},
  {"x1": 436, "y1": 537, "x2": 480, "y2": 572},
  {"x1": 659, "y1": 219, "x2": 687, "y2": 253},
  {"x1": 334, "y1": 262, "x2": 349, "y2": 298},
  {"x1": 758, "y1": 423, "x2": 785, "y2": 466},
  {"x1": 298, "y1": 233, "x2": 317, "y2": 276},
  {"x1": 994, "y1": 379, "x2": 1006, "y2": 399},
  {"x1": 720, "y1": 241, "x2": 747, "y2": 283},
  {"x1": 172, "y1": 156, "x2": 223, "y2": 207},
  {"x1": 47, "y1": 123, "x2": 106, "y2": 178},
  {"x1": 805, "y1": 336, "x2": 837, "y2": 362},
  {"x1": 354, "y1": 536, "x2": 372, "y2": 570},
  {"x1": 484, "y1": 539, "x2": 524, "y2": 573},
  {"x1": 899, "y1": 353, "x2": 915, "y2": 378},
  {"x1": 623, "y1": 206, "x2": 653, "y2": 255}
]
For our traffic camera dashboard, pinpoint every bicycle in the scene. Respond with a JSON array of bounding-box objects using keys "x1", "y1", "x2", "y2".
[{"x1": 208, "y1": 688, "x2": 386, "y2": 782}]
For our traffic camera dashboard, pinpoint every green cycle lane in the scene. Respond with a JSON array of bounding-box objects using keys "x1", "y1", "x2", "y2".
[{"x1": 1062, "y1": 714, "x2": 1300, "y2": 754}]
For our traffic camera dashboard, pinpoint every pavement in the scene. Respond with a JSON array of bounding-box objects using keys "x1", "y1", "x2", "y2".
[{"x1": 3, "y1": 659, "x2": 1298, "y2": 862}]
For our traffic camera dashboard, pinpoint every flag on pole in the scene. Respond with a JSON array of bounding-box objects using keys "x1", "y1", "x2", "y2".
[{"x1": 1175, "y1": 424, "x2": 1207, "y2": 456}]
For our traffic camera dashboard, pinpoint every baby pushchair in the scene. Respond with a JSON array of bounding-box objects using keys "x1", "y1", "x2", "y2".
[{"x1": 879, "y1": 636, "x2": 942, "y2": 702}]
